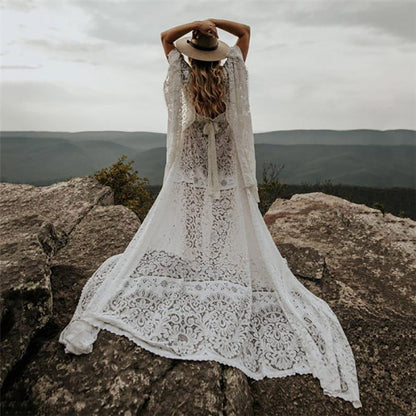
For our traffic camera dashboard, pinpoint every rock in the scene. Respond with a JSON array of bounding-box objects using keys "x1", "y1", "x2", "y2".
[
  {"x1": 1, "y1": 184, "x2": 415, "y2": 416},
  {"x1": 261, "y1": 192, "x2": 416, "y2": 414},
  {"x1": 0, "y1": 213, "x2": 60, "y2": 387},
  {"x1": 264, "y1": 192, "x2": 416, "y2": 316},
  {"x1": 140, "y1": 360, "x2": 224, "y2": 416},
  {"x1": 6, "y1": 330, "x2": 174, "y2": 416},
  {"x1": 0, "y1": 177, "x2": 113, "y2": 235},
  {"x1": 50, "y1": 204, "x2": 141, "y2": 326},
  {"x1": 0, "y1": 177, "x2": 115, "y2": 390},
  {"x1": 223, "y1": 366, "x2": 254, "y2": 416}
]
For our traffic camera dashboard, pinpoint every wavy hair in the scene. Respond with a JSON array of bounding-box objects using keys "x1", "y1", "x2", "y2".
[{"x1": 186, "y1": 57, "x2": 227, "y2": 119}]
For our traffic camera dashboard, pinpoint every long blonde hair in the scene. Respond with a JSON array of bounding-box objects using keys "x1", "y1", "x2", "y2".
[{"x1": 186, "y1": 57, "x2": 227, "y2": 119}]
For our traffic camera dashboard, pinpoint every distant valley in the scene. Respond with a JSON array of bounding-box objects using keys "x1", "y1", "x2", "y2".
[{"x1": 1, "y1": 129, "x2": 415, "y2": 188}]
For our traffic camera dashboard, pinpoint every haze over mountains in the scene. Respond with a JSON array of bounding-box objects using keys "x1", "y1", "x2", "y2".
[{"x1": 1, "y1": 129, "x2": 415, "y2": 188}]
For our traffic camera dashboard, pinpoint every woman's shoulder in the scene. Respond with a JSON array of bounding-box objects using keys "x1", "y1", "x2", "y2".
[
  {"x1": 223, "y1": 44, "x2": 244, "y2": 65},
  {"x1": 167, "y1": 48, "x2": 191, "y2": 83}
]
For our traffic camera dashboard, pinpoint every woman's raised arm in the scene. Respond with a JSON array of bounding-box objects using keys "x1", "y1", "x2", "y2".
[
  {"x1": 160, "y1": 21, "x2": 201, "y2": 61},
  {"x1": 208, "y1": 19, "x2": 250, "y2": 62}
]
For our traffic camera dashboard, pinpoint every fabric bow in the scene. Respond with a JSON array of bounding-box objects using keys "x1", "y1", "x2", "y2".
[{"x1": 203, "y1": 120, "x2": 221, "y2": 200}]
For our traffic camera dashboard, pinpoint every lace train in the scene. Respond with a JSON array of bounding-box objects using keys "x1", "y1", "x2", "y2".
[{"x1": 59, "y1": 168, "x2": 362, "y2": 408}]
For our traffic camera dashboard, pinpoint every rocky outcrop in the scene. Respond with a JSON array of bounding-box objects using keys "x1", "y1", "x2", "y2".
[
  {"x1": 0, "y1": 179, "x2": 414, "y2": 415},
  {"x1": 264, "y1": 192, "x2": 415, "y2": 317},
  {"x1": 0, "y1": 177, "x2": 113, "y2": 387},
  {"x1": 261, "y1": 193, "x2": 416, "y2": 415},
  {"x1": 0, "y1": 213, "x2": 57, "y2": 386}
]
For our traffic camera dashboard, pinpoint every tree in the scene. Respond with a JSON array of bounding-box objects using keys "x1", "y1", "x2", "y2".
[
  {"x1": 93, "y1": 155, "x2": 156, "y2": 222},
  {"x1": 372, "y1": 201, "x2": 385, "y2": 215},
  {"x1": 258, "y1": 162, "x2": 287, "y2": 215}
]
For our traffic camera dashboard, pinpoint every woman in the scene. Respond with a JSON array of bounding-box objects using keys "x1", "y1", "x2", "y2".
[{"x1": 59, "y1": 19, "x2": 362, "y2": 409}]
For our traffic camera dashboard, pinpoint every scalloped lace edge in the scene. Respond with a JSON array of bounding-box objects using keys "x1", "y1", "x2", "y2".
[{"x1": 60, "y1": 313, "x2": 362, "y2": 409}]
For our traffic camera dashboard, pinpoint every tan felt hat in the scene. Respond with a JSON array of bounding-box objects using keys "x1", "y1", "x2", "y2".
[{"x1": 175, "y1": 32, "x2": 230, "y2": 62}]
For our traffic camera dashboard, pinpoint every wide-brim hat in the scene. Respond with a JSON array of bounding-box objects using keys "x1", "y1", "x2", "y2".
[{"x1": 175, "y1": 34, "x2": 230, "y2": 62}]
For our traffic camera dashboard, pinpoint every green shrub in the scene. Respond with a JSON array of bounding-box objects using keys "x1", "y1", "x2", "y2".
[{"x1": 93, "y1": 155, "x2": 156, "y2": 222}]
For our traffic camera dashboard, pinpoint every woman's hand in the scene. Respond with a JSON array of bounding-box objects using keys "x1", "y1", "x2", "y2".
[{"x1": 193, "y1": 20, "x2": 218, "y2": 39}]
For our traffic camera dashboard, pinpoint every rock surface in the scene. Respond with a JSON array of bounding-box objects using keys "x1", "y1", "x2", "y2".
[
  {"x1": 1, "y1": 179, "x2": 414, "y2": 415},
  {"x1": 0, "y1": 213, "x2": 57, "y2": 386}
]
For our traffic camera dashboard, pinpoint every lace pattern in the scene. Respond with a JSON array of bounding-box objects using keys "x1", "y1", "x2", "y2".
[
  {"x1": 59, "y1": 44, "x2": 362, "y2": 409},
  {"x1": 176, "y1": 112, "x2": 236, "y2": 189},
  {"x1": 162, "y1": 45, "x2": 260, "y2": 203}
]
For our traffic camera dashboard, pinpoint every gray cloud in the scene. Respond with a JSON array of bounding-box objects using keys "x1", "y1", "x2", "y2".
[
  {"x1": 20, "y1": 38, "x2": 109, "y2": 64},
  {"x1": 72, "y1": 0, "x2": 177, "y2": 45},
  {"x1": 1, "y1": 80, "x2": 96, "y2": 103},
  {"x1": 1, "y1": 64, "x2": 42, "y2": 69},
  {"x1": 2, "y1": 0, "x2": 38, "y2": 11},
  {"x1": 283, "y1": 1, "x2": 416, "y2": 43},
  {"x1": 70, "y1": 1, "x2": 416, "y2": 47},
  {"x1": 23, "y1": 38, "x2": 108, "y2": 53},
  {"x1": 1, "y1": 0, "x2": 415, "y2": 131}
]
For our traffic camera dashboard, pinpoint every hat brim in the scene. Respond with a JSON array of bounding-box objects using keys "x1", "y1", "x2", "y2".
[{"x1": 175, "y1": 36, "x2": 230, "y2": 62}]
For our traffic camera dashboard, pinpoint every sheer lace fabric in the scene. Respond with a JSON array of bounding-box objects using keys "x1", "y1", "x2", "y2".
[{"x1": 59, "y1": 45, "x2": 362, "y2": 409}]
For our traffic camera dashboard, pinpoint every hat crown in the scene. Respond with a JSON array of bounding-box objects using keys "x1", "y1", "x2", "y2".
[{"x1": 190, "y1": 33, "x2": 218, "y2": 49}]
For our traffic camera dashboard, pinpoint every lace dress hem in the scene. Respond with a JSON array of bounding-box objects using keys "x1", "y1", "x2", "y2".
[{"x1": 60, "y1": 313, "x2": 362, "y2": 409}]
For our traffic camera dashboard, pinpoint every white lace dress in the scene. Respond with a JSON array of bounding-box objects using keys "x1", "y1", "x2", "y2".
[{"x1": 59, "y1": 45, "x2": 362, "y2": 409}]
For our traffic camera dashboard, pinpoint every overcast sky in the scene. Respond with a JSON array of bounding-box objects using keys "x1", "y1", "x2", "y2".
[{"x1": 1, "y1": 0, "x2": 415, "y2": 133}]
